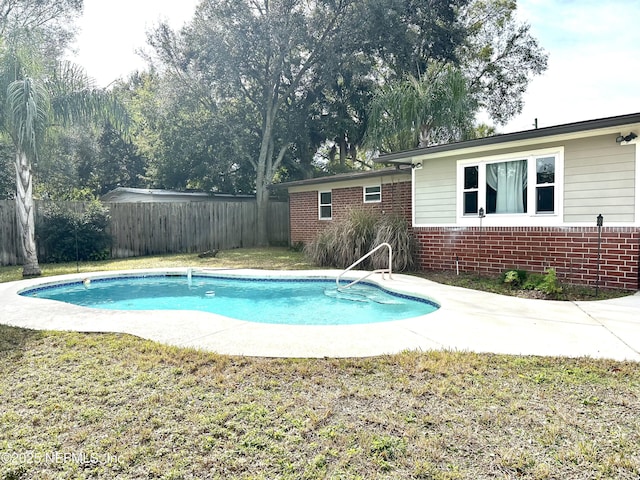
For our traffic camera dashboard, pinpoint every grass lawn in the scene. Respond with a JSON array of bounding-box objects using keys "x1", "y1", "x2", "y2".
[{"x1": 1, "y1": 249, "x2": 639, "y2": 479}]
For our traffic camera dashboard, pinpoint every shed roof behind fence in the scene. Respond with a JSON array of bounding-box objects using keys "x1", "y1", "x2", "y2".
[{"x1": 101, "y1": 187, "x2": 255, "y2": 203}]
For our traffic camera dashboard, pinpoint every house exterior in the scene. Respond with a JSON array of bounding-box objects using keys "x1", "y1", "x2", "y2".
[
  {"x1": 281, "y1": 167, "x2": 412, "y2": 245},
  {"x1": 375, "y1": 113, "x2": 640, "y2": 291},
  {"x1": 282, "y1": 113, "x2": 640, "y2": 290}
]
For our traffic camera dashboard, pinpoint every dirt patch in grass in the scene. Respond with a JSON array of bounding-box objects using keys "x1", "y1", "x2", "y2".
[{"x1": 0, "y1": 325, "x2": 638, "y2": 479}]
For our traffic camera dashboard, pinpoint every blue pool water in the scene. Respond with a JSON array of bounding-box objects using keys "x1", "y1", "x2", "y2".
[{"x1": 20, "y1": 275, "x2": 439, "y2": 326}]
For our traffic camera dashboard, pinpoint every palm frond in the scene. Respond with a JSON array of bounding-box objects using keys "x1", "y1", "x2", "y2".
[
  {"x1": 45, "y1": 61, "x2": 130, "y2": 133},
  {"x1": 364, "y1": 62, "x2": 477, "y2": 152},
  {"x1": 5, "y1": 76, "x2": 50, "y2": 158}
]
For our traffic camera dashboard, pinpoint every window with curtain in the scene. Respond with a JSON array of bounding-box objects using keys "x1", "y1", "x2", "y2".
[
  {"x1": 459, "y1": 151, "x2": 559, "y2": 218},
  {"x1": 486, "y1": 159, "x2": 528, "y2": 214}
]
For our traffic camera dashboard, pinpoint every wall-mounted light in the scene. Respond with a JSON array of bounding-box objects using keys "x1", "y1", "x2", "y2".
[
  {"x1": 616, "y1": 132, "x2": 637, "y2": 143},
  {"x1": 478, "y1": 207, "x2": 485, "y2": 218},
  {"x1": 412, "y1": 162, "x2": 423, "y2": 170}
]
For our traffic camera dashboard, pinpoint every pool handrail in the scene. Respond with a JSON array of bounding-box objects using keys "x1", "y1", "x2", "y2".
[{"x1": 336, "y1": 243, "x2": 392, "y2": 290}]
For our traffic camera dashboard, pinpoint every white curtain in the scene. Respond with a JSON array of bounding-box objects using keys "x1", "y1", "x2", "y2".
[{"x1": 486, "y1": 160, "x2": 527, "y2": 213}]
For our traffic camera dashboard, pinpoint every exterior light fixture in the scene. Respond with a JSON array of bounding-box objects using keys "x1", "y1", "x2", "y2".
[
  {"x1": 478, "y1": 207, "x2": 485, "y2": 218},
  {"x1": 616, "y1": 132, "x2": 637, "y2": 143},
  {"x1": 596, "y1": 214, "x2": 603, "y2": 296}
]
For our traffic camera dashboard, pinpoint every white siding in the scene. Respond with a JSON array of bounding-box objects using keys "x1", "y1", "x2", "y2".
[
  {"x1": 414, "y1": 158, "x2": 456, "y2": 224},
  {"x1": 563, "y1": 135, "x2": 636, "y2": 223}
]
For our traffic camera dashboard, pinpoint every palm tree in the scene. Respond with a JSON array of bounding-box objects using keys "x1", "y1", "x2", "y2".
[
  {"x1": 1, "y1": 39, "x2": 128, "y2": 276},
  {"x1": 364, "y1": 63, "x2": 477, "y2": 153}
]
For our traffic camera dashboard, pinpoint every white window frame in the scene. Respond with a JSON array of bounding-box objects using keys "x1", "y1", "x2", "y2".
[
  {"x1": 363, "y1": 185, "x2": 382, "y2": 203},
  {"x1": 534, "y1": 156, "x2": 556, "y2": 214},
  {"x1": 318, "y1": 190, "x2": 332, "y2": 220},
  {"x1": 456, "y1": 147, "x2": 564, "y2": 226},
  {"x1": 462, "y1": 165, "x2": 479, "y2": 215}
]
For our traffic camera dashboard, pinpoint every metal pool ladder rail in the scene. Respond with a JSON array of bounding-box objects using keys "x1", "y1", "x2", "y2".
[{"x1": 336, "y1": 243, "x2": 393, "y2": 290}]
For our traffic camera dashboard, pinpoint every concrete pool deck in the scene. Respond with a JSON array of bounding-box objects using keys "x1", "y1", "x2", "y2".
[{"x1": 1, "y1": 268, "x2": 639, "y2": 361}]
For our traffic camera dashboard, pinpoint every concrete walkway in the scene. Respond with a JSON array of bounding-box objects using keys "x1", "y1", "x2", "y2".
[{"x1": 1, "y1": 269, "x2": 639, "y2": 361}]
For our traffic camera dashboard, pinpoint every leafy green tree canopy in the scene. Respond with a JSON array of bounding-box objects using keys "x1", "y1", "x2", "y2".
[
  {"x1": 365, "y1": 64, "x2": 477, "y2": 152},
  {"x1": 146, "y1": 0, "x2": 474, "y2": 242}
]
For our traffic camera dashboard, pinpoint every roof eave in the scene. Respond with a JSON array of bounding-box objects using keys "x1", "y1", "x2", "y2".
[
  {"x1": 375, "y1": 112, "x2": 640, "y2": 164},
  {"x1": 273, "y1": 165, "x2": 412, "y2": 189}
]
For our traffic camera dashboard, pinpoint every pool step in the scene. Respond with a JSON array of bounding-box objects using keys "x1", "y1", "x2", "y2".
[{"x1": 324, "y1": 286, "x2": 402, "y2": 305}]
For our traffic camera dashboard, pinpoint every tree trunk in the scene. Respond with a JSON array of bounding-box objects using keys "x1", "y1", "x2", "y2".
[
  {"x1": 340, "y1": 138, "x2": 348, "y2": 167},
  {"x1": 255, "y1": 179, "x2": 270, "y2": 247},
  {"x1": 15, "y1": 149, "x2": 41, "y2": 277},
  {"x1": 254, "y1": 104, "x2": 274, "y2": 247}
]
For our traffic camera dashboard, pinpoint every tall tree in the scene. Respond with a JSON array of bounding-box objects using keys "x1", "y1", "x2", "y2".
[
  {"x1": 0, "y1": 0, "x2": 82, "y2": 59},
  {"x1": 459, "y1": 0, "x2": 548, "y2": 124},
  {"x1": 150, "y1": 0, "x2": 361, "y2": 244},
  {"x1": 0, "y1": 133, "x2": 13, "y2": 198},
  {"x1": 364, "y1": 0, "x2": 547, "y2": 152},
  {"x1": 0, "y1": 38, "x2": 127, "y2": 276},
  {"x1": 148, "y1": 0, "x2": 471, "y2": 243},
  {"x1": 95, "y1": 121, "x2": 146, "y2": 195},
  {"x1": 365, "y1": 64, "x2": 476, "y2": 152}
]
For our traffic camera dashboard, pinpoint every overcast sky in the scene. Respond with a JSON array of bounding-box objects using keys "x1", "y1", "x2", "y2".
[
  {"x1": 67, "y1": 0, "x2": 199, "y2": 88},
  {"x1": 68, "y1": 0, "x2": 640, "y2": 133},
  {"x1": 503, "y1": 0, "x2": 640, "y2": 132}
]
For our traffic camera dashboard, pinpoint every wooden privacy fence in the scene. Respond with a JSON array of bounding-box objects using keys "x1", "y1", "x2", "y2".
[{"x1": 0, "y1": 200, "x2": 289, "y2": 266}]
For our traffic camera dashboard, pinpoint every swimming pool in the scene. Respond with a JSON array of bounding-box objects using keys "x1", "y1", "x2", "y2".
[
  {"x1": 5, "y1": 268, "x2": 639, "y2": 359},
  {"x1": 19, "y1": 273, "x2": 439, "y2": 325}
]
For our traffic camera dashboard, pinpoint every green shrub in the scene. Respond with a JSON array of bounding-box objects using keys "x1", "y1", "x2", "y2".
[
  {"x1": 38, "y1": 201, "x2": 112, "y2": 263},
  {"x1": 537, "y1": 268, "x2": 563, "y2": 296},
  {"x1": 501, "y1": 269, "x2": 527, "y2": 288},
  {"x1": 516, "y1": 268, "x2": 563, "y2": 297},
  {"x1": 522, "y1": 273, "x2": 544, "y2": 290}
]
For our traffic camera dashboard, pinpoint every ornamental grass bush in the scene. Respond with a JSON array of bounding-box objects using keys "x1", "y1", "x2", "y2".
[{"x1": 305, "y1": 208, "x2": 415, "y2": 272}]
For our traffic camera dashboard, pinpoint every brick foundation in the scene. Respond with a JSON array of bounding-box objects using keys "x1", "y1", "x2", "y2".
[
  {"x1": 414, "y1": 226, "x2": 640, "y2": 291},
  {"x1": 290, "y1": 181, "x2": 411, "y2": 245}
]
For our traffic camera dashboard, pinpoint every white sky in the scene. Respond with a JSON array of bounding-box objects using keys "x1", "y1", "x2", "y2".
[
  {"x1": 503, "y1": 0, "x2": 640, "y2": 132},
  {"x1": 69, "y1": 0, "x2": 640, "y2": 133},
  {"x1": 67, "y1": 0, "x2": 199, "y2": 88}
]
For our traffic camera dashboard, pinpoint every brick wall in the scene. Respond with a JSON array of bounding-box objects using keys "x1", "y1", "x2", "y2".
[
  {"x1": 414, "y1": 226, "x2": 640, "y2": 290},
  {"x1": 289, "y1": 181, "x2": 412, "y2": 245}
]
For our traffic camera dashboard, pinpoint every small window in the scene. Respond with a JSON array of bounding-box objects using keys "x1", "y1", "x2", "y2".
[
  {"x1": 319, "y1": 191, "x2": 332, "y2": 219},
  {"x1": 364, "y1": 185, "x2": 381, "y2": 203},
  {"x1": 463, "y1": 165, "x2": 478, "y2": 215},
  {"x1": 535, "y1": 156, "x2": 555, "y2": 213}
]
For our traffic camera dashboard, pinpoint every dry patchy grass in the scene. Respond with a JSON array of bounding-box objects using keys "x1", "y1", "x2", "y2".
[
  {"x1": 1, "y1": 249, "x2": 639, "y2": 478},
  {"x1": 0, "y1": 248, "x2": 314, "y2": 284},
  {"x1": 0, "y1": 327, "x2": 639, "y2": 479}
]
